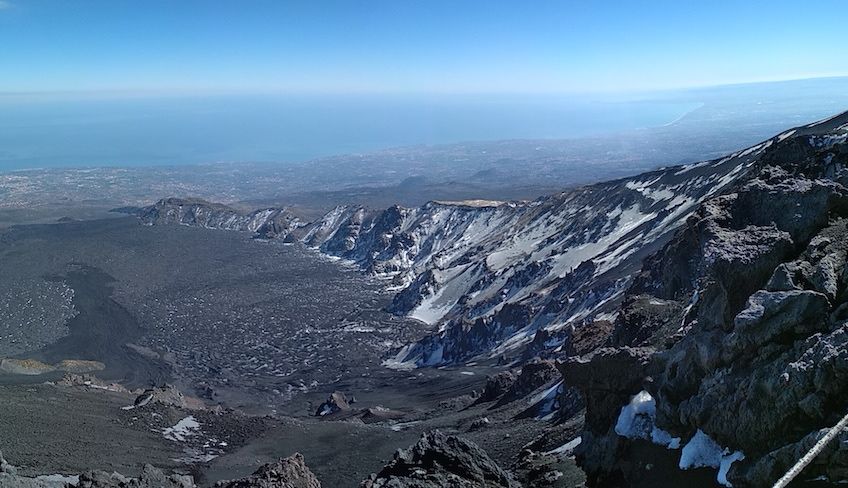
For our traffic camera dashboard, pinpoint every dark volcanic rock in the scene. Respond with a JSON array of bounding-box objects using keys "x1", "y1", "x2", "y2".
[
  {"x1": 1, "y1": 451, "x2": 195, "y2": 488},
  {"x1": 576, "y1": 115, "x2": 848, "y2": 486},
  {"x1": 559, "y1": 347, "x2": 653, "y2": 434},
  {"x1": 478, "y1": 371, "x2": 517, "y2": 403},
  {"x1": 314, "y1": 391, "x2": 351, "y2": 417},
  {"x1": 360, "y1": 430, "x2": 519, "y2": 488},
  {"x1": 215, "y1": 453, "x2": 322, "y2": 488},
  {"x1": 502, "y1": 360, "x2": 559, "y2": 401}
]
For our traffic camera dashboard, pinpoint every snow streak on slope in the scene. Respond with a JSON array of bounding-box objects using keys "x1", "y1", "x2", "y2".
[
  {"x1": 299, "y1": 136, "x2": 771, "y2": 365},
  {"x1": 138, "y1": 115, "x2": 848, "y2": 367}
]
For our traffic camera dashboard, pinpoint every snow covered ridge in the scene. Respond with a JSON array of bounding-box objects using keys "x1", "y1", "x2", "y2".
[{"x1": 135, "y1": 111, "x2": 848, "y2": 367}]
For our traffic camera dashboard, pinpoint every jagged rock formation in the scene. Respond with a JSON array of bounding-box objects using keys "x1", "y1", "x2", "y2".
[
  {"x1": 1, "y1": 450, "x2": 323, "y2": 488},
  {"x1": 564, "y1": 112, "x2": 848, "y2": 486},
  {"x1": 214, "y1": 453, "x2": 322, "y2": 488},
  {"x1": 360, "y1": 431, "x2": 519, "y2": 488}
]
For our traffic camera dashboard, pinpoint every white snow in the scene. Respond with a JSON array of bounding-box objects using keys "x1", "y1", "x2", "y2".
[
  {"x1": 382, "y1": 343, "x2": 419, "y2": 371},
  {"x1": 679, "y1": 429, "x2": 745, "y2": 487},
  {"x1": 679, "y1": 430, "x2": 723, "y2": 469},
  {"x1": 529, "y1": 380, "x2": 563, "y2": 421},
  {"x1": 777, "y1": 129, "x2": 797, "y2": 142},
  {"x1": 718, "y1": 450, "x2": 745, "y2": 487},
  {"x1": 389, "y1": 420, "x2": 422, "y2": 432},
  {"x1": 615, "y1": 391, "x2": 655, "y2": 438},
  {"x1": 163, "y1": 416, "x2": 200, "y2": 442},
  {"x1": 614, "y1": 390, "x2": 681, "y2": 449},
  {"x1": 544, "y1": 436, "x2": 582, "y2": 455},
  {"x1": 421, "y1": 344, "x2": 445, "y2": 366}
]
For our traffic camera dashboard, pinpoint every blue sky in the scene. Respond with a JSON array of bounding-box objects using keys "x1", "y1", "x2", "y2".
[{"x1": 0, "y1": 0, "x2": 846, "y2": 94}]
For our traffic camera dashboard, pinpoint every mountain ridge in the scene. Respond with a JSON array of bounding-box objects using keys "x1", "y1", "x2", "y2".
[{"x1": 130, "y1": 110, "x2": 848, "y2": 370}]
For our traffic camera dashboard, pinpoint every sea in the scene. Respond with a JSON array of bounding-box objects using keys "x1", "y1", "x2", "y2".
[{"x1": 0, "y1": 93, "x2": 701, "y2": 170}]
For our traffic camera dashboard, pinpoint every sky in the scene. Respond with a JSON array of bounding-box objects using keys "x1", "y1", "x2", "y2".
[{"x1": 0, "y1": 0, "x2": 846, "y2": 95}]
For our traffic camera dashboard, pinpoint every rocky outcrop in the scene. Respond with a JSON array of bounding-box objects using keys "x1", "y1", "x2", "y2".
[
  {"x1": 0, "y1": 451, "x2": 53, "y2": 488},
  {"x1": 0, "y1": 359, "x2": 105, "y2": 376},
  {"x1": 361, "y1": 431, "x2": 519, "y2": 488},
  {"x1": 478, "y1": 371, "x2": 517, "y2": 402},
  {"x1": 566, "y1": 113, "x2": 848, "y2": 486},
  {"x1": 214, "y1": 453, "x2": 321, "y2": 488},
  {"x1": 500, "y1": 360, "x2": 559, "y2": 403},
  {"x1": 314, "y1": 391, "x2": 351, "y2": 416},
  {"x1": 0, "y1": 451, "x2": 323, "y2": 488}
]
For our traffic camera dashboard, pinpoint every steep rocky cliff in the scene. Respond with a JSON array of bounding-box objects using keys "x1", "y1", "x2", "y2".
[{"x1": 563, "y1": 111, "x2": 848, "y2": 486}]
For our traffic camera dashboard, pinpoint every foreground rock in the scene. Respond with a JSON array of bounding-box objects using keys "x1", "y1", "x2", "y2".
[
  {"x1": 0, "y1": 452, "x2": 195, "y2": 488},
  {"x1": 215, "y1": 453, "x2": 321, "y2": 488},
  {"x1": 0, "y1": 450, "x2": 52, "y2": 488},
  {"x1": 76, "y1": 465, "x2": 195, "y2": 488},
  {"x1": 361, "y1": 430, "x2": 519, "y2": 488}
]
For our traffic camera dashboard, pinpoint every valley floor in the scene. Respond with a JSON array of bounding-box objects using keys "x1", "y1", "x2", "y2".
[{"x1": 0, "y1": 216, "x2": 583, "y2": 487}]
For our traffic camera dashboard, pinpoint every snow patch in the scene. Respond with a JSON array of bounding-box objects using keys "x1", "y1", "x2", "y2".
[
  {"x1": 382, "y1": 343, "x2": 419, "y2": 371},
  {"x1": 530, "y1": 380, "x2": 563, "y2": 421},
  {"x1": 679, "y1": 429, "x2": 745, "y2": 487},
  {"x1": 545, "y1": 436, "x2": 582, "y2": 455},
  {"x1": 163, "y1": 416, "x2": 200, "y2": 442},
  {"x1": 614, "y1": 390, "x2": 680, "y2": 449}
]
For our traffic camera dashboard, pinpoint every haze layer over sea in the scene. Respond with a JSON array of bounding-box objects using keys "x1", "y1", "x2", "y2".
[{"x1": 0, "y1": 93, "x2": 698, "y2": 170}]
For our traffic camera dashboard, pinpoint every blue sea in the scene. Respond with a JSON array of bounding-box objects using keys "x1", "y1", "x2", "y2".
[{"x1": 0, "y1": 93, "x2": 702, "y2": 170}]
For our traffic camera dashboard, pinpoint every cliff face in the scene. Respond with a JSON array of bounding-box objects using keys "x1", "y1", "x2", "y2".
[
  {"x1": 564, "y1": 112, "x2": 848, "y2": 486},
  {"x1": 135, "y1": 198, "x2": 305, "y2": 239}
]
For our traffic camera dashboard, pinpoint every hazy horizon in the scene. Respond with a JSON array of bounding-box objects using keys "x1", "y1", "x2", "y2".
[{"x1": 1, "y1": 76, "x2": 847, "y2": 171}]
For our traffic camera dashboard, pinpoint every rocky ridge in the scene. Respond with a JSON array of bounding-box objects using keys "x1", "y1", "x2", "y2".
[
  {"x1": 132, "y1": 113, "x2": 817, "y2": 368},
  {"x1": 562, "y1": 111, "x2": 848, "y2": 486}
]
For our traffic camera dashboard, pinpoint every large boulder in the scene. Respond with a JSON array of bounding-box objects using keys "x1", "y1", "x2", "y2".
[
  {"x1": 314, "y1": 391, "x2": 351, "y2": 416},
  {"x1": 557, "y1": 347, "x2": 654, "y2": 485}
]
